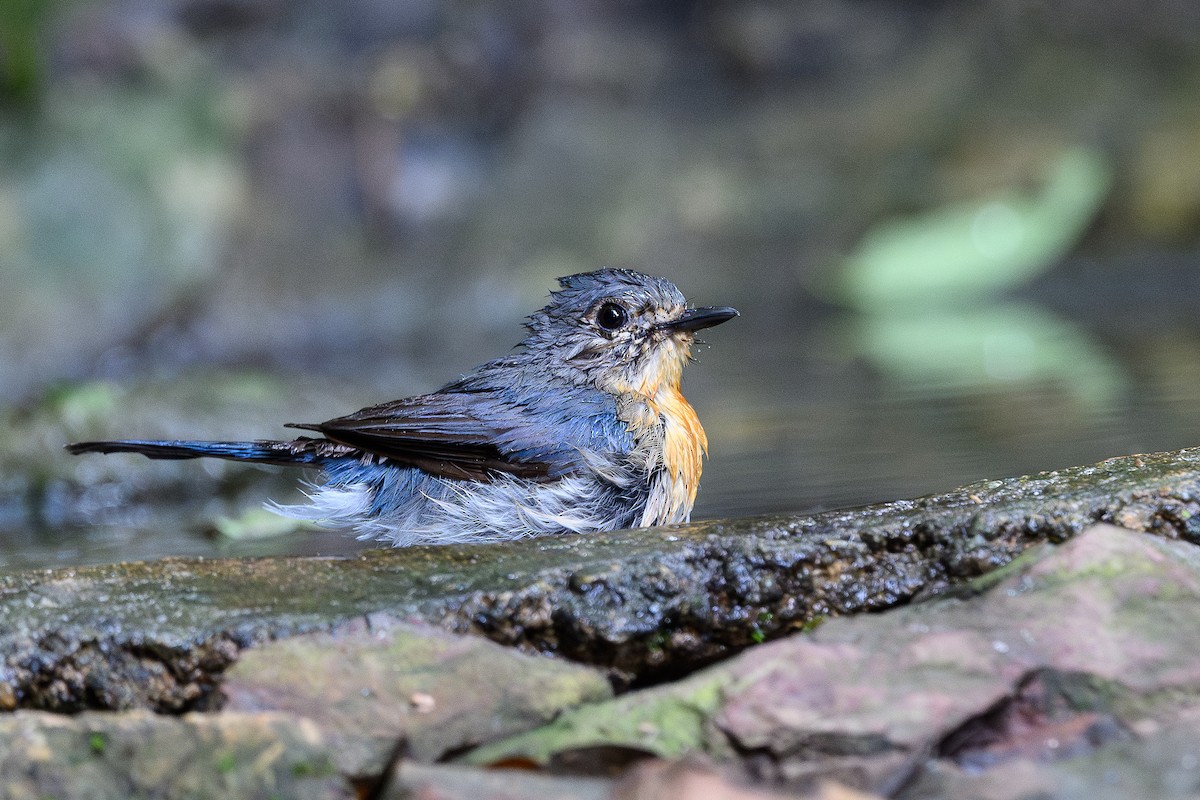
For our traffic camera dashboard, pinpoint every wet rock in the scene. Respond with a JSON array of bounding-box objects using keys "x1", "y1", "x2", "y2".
[
  {"x1": 379, "y1": 758, "x2": 853, "y2": 800},
  {"x1": 608, "y1": 759, "x2": 874, "y2": 800},
  {"x1": 4, "y1": 447, "x2": 1200, "y2": 710},
  {"x1": 381, "y1": 761, "x2": 613, "y2": 800},
  {"x1": 0, "y1": 709, "x2": 350, "y2": 799},
  {"x1": 901, "y1": 716, "x2": 1200, "y2": 800},
  {"x1": 936, "y1": 670, "x2": 1130, "y2": 770},
  {"x1": 467, "y1": 525, "x2": 1200, "y2": 796},
  {"x1": 222, "y1": 614, "x2": 611, "y2": 777}
]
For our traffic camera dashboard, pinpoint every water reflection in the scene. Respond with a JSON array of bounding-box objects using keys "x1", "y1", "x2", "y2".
[
  {"x1": 834, "y1": 148, "x2": 1122, "y2": 410},
  {"x1": 847, "y1": 302, "x2": 1125, "y2": 410}
]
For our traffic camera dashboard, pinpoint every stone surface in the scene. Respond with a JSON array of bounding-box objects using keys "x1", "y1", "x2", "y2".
[
  {"x1": 468, "y1": 525, "x2": 1200, "y2": 797},
  {"x1": 379, "y1": 759, "x2": 851, "y2": 800},
  {"x1": 607, "y1": 759, "x2": 875, "y2": 800},
  {"x1": 1, "y1": 522, "x2": 1199, "y2": 798},
  {"x1": 0, "y1": 709, "x2": 351, "y2": 800},
  {"x1": 381, "y1": 762, "x2": 613, "y2": 800},
  {"x1": 4, "y1": 447, "x2": 1200, "y2": 711},
  {"x1": 222, "y1": 615, "x2": 612, "y2": 776},
  {"x1": 900, "y1": 716, "x2": 1200, "y2": 800}
]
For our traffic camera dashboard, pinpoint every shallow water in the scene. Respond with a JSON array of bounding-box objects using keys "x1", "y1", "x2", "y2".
[
  {"x1": 698, "y1": 264, "x2": 1200, "y2": 522},
  {"x1": 7, "y1": 247, "x2": 1199, "y2": 571}
]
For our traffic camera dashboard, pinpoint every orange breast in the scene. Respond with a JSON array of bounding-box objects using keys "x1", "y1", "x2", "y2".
[{"x1": 647, "y1": 386, "x2": 707, "y2": 522}]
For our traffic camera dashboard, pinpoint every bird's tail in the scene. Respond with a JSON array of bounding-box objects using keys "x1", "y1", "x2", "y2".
[{"x1": 65, "y1": 439, "x2": 331, "y2": 467}]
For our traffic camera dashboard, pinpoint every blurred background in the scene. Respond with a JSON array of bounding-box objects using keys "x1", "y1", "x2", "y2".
[{"x1": 4, "y1": 0, "x2": 1200, "y2": 569}]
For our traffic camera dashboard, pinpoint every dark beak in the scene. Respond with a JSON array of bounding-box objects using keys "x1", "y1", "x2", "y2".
[{"x1": 655, "y1": 306, "x2": 740, "y2": 333}]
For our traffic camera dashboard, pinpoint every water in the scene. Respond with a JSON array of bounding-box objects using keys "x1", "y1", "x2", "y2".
[
  {"x1": 698, "y1": 248, "x2": 1200, "y2": 520},
  {"x1": 7, "y1": 246, "x2": 1199, "y2": 571}
]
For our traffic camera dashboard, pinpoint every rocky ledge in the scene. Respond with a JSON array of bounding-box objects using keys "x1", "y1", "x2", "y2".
[{"x1": 2, "y1": 447, "x2": 1200, "y2": 798}]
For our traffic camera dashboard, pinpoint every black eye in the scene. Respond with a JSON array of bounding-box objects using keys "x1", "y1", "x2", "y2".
[{"x1": 596, "y1": 302, "x2": 629, "y2": 331}]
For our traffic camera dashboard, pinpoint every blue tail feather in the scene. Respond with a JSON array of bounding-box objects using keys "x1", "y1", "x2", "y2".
[{"x1": 64, "y1": 439, "x2": 322, "y2": 466}]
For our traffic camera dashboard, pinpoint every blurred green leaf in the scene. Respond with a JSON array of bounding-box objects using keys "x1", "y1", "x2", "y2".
[
  {"x1": 44, "y1": 381, "x2": 121, "y2": 429},
  {"x1": 836, "y1": 148, "x2": 1112, "y2": 310},
  {"x1": 213, "y1": 508, "x2": 312, "y2": 541},
  {"x1": 0, "y1": 0, "x2": 48, "y2": 108},
  {"x1": 849, "y1": 301, "x2": 1126, "y2": 409}
]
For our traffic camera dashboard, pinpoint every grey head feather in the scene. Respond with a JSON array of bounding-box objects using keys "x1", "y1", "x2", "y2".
[
  {"x1": 526, "y1": 269, "x2": 686, "y2": 334},
  {"x1": 504, "y1": 268, "x2": 691, "y2": 391}
]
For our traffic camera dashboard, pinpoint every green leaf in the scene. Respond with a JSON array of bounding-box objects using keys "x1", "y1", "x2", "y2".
[
  {"x1": 835, "y1": 148, "x2": 1112, "y2": 310},
  {"x1": 213, "y1": 508, "x2": 311, "y2": 541}
]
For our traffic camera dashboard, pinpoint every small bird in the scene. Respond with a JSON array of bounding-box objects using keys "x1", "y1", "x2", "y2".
[{"x1": 67, "y1": 269, "x2": 737, "y2": 546}]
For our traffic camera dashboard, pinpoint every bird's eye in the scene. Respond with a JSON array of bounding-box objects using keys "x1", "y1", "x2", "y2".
[{"x1": 596, "y1": 302, "x2": 629, "y2": 331}]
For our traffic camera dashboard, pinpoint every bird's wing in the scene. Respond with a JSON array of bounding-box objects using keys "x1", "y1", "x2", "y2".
[{"x1": 288, "y1": 388, "x2": 630, "y2": 483}]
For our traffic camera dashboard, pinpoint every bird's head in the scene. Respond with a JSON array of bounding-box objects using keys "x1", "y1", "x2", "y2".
[{"x1": 522, "y1": 269, "x2": 738, "y2": 398}]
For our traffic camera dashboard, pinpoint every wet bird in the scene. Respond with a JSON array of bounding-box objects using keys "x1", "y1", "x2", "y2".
[{"x1": 67, "y1": 269, "x2": 738, "y2": 546}]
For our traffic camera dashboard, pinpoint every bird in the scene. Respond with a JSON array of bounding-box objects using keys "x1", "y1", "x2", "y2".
[{"x1": 67, "y1": 269, "x2": 738, "y2": 546}]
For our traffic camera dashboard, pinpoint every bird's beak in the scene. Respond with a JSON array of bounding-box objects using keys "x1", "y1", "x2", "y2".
[{"x1": 655, "y1": 306, "x2": 740, "y2": 333}]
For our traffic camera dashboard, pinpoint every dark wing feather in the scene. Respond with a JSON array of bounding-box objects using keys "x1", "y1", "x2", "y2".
[{"x1": 288, "y1": 391, "x2": 557, "y2": 481}]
